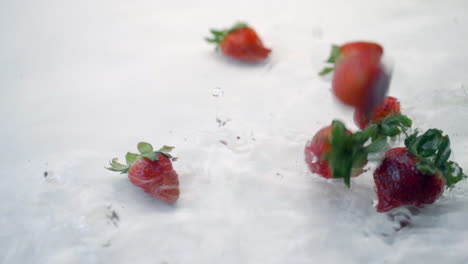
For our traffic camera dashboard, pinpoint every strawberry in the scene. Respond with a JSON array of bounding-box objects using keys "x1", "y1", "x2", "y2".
[
  {"x1": 305, "y1": 115, "x2": 412, "y2": 187},
  {"x1": 107, "y1": 142, "x2": 180, "y2": 203},
  {"x1": 354, "y1": 96, "x2": 401, "y2": 130},
  {"x1": 206, "y1": 22, "x2": 271, "y2": 63},
  {"x1": 374, "y1": 147, "x2": 445, "y2": 212},
  {"x1": 304, "y1": 122, "x2": 367, "y2": 184},
  {"x1": 304, "y1": 125, "x2": 339, "y2": 178},
  {"x1": 320, "y1": 41, "x2": 390, "y2": 113},
  {"x1": 374, "y1": 129, "x2": 466, "y2": 212}
]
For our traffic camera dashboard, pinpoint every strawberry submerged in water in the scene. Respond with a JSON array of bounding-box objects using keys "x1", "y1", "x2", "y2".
[
  {"x1": 304, "y1": 124, "x2": 365, "y2": 179},
  {"x1": 374, "y1": 129, "x2": 466, "y2": 212},
  {"x1": 206, "y1": 22, "x2": 271, "y2": 63},
  {"x1": 320, "y1": 41, "x2": 390, "y2": 114},
  {"x1": 354, "y1": 96, "x2": 401, "y2": 130},
  {"x1": 107, "y1": 142, "x2": 180, "y2": 203},
  {"x1": 305, "y1": 115, "x2": 412, "y2": 187}
]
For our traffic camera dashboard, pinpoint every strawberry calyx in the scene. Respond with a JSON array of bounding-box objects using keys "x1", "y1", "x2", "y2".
[
  {"x1": 325, "y1": 114, "x2": 412, "y2": 187},
  {"x1": 404, "y1": 129, "x2": 467, "y2": 188},
  {"x1": 205, "y1": 22, "x2": 248, "y2": 50},
  {"x1": 319, "y1": 45, "x2": 340, "y2": 76},
  {"x1": 107, "y1": 142, "x2": 174, "y2": 174}
]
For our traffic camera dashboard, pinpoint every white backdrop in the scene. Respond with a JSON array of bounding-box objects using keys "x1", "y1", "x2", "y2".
[{"x1": 1, "y1": 0, "x2": 468, "y2": 263}]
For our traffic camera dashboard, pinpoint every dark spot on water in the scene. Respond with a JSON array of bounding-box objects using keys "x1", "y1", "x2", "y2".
[
  {"x1": 171, "y1": 157, "x2": 179, "y2": 162},
  {"x1": 216, "y1": 117, "x2": 231, "y2": 127},
  {"x1": 388, "y1": 209, "x2": 412, "y2": 231},
  {"x1": 43, "y1": 171, "x2": 48, "y2": 178},
  {"x1": 395, "y1": 219, "x2": 411, "y2": 231},
  {"x1": 106, "y1": 206, "x2": 120, "y2": 227},
  {"x1": 380, "y1": 232, "x2": 389, "y2": 237},
  {"x1": 236, "y1": 136, "x2": 241, "y2": 140},
  {"x1": 102, "y1": 240, "x2": 111, "y2": 248},
  {"x1": 219, "y1": 140, "x2": 228, "y2": 146}
]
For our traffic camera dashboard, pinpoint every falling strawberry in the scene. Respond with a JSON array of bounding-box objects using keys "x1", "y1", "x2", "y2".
[
  {"x1": 320, "y1": 41, "x2": 390, "y2": 113},
  {"x1": 107, "y1": 142, "x2": 180, "y2": 203},
  {"x1": 305, "y1": 114, "x2": 412, "y2": 187},
  {"x1": 374, "y1": 129, "x2": 466, "y2": 212},
  {"x1": 354, "y1": 96, "x2": 401, "y2": 130},
  {"x1": 206, "y1": 22, "x2": 271, "y2": 63}
]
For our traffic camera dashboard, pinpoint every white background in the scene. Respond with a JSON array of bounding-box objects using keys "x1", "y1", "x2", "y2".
[{"x1": 2, "y1": 0, "x2": 468, "y2": 263}]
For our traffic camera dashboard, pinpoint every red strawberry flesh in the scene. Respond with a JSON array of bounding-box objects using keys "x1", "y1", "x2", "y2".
[
  {"x1": 354, "y1": 96, "x2": 401, "y2": 129},
  {"x1": 128, "y1": 155, "x2": 180, "y2": 203},
  {"x1": 304, "y1": 126, "x2": 334, "y2": 178}
]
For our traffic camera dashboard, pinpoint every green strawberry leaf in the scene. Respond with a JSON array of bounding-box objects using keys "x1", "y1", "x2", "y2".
[
  {"x1": 326, "y1": 45, "x2": 341, "y2": 63},
  {"x1": 404, "y1": 128, "x2": 466, "y2": 188},
  {"x1": 125, "y1": 152, "x2": 139, "y2": 166},
  {"x1": 416, "y1": 160, "x2": 436, "y2": 175},
  {"x1": 434, "y1": 136, "x2": 451, "y2": 168},
  {"x1": 405, "y1": 131, "x2": 419, "y2": 155},
  {"x1": 107, "y1": 143, "x2": 176, "y2": 174},
  {"x1": 158, "y1": 145, "x2": 174, "y2": 153},
  {"x1": 137, "y1": 142, "x2": 154, "y2": 154},
  {"x1": 318, "y1": 67, "x2": 334, "y2": 76},
  {"x1": 228, "y1": 22, "x2": 248, "y2": 33},
  {"x1": 106, "y1": 158, "x2": 129, "y2": 174},
  {"x1": 444, "y1": 161, "x2": 467, "y2": 188},
  {"x1": 210, "y1": 29, "x2": 224, "y2": 36},
  {"x1": 318, "y1": 45, "x2": 341, "y2": 76},
  {"x1": 353, "y1": 130, "x2": 370, "y2": 145},
  {"x1": 328, "y1": 120, "x2": 354, "y2": 187},
  {"x1": 364, "y1": 136, "x2": 387, "y2": 153},
  {"x1": 324, "y1": 115, "x2": 412, "y2": 188},
  {"x1": 417, "y1": 129, "x2": 442, "y2": 157},
  {"x1": 141, "y1": 152, "x2": 158, "y2": 161},
  {"x1": 378, "y1": 114, "x2": 411, "y2": 137},
  {"x1": 156, "y1": 145, "x2": 174, "y2": 158}
]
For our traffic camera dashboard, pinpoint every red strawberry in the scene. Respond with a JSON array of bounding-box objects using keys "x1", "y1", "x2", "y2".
[
  {"x1": 354, "y1": 96, "x2": 401, "y2": 130},
  {"x1": 320, "y1": 42, "x2": 390, "y2": 113},
  {"x1": 374, "y1": 129, "x2": 467, "y2": 212},
  {"x1": 304, "y1": 124, "x2": 366, "y2": 180},
  {"x1": 107, "y1": 143, "x2": 180, "y2": 203},
  {"x1": 206, "y1": 22, "x2": 271, "y2": 63},
  {"x1": 304, "y1": 125, "x2": 335, "y2": 178},
  {"x1": 305, "y1": 116, "x2": 413, "y2": 187},
  {"x1": 374, "y1": 147, "x2": 445, "y2": 212}
]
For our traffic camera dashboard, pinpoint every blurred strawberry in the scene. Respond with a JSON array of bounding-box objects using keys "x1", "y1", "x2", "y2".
[
  {"x1": 206, "y1": 22, "x2": 271, "y2": 63},
  {"x1": 320, "y1": 41, "x2": 390, "y2": 113},
  {"x1": 354, "y1": 96, "x2": 401, "y2": 130}
]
